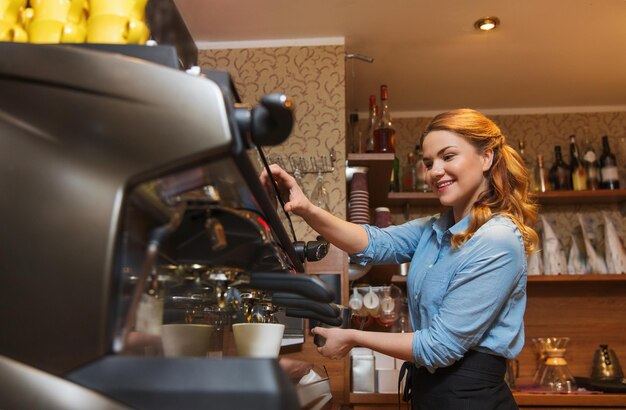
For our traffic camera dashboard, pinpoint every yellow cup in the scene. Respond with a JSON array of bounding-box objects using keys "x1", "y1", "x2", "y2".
[
  {"x1": 87, "y1": 13, "x2": 148, "y2": 44},
  {"x1": 0, "y1": 0, "x2": 27, "y2": 24},
  {"x1": 89, "y1": 0, "x2": 147, "y2": 20},
  {"x1": 26, "y1": 0, "x2": 87, "y2": 23},
  {"x1": 27, "y1": 17, "x2": 86, "y2": 43},
  {"x1": 0, "y1": 19, "x2": 28, "y2": 41}
]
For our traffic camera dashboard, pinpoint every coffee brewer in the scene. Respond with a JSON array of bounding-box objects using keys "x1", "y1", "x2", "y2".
[{"x1": 0, "y1": 43, "x2": 340, "y2": 409}]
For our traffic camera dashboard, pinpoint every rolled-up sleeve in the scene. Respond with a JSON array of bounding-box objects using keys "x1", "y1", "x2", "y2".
[
  {"x1": 412, "y1": 223, "x2": 525, "y2": 371},
  {"x1": 350, "y1": 217, "x2": 432, "y2": 266}
]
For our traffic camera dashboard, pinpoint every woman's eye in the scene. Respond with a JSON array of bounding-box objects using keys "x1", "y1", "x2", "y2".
[
  {"x1": 424, "y1": 162, "x2": 433, "y2": 170},
  {"x1": 443, "y1": 154, "x2": 455, "y2": 161}
]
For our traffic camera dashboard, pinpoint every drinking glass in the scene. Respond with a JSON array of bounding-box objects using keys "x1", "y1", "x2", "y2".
[{"x1": 310, "y1": 171, "x2": 330, "y2": 212}]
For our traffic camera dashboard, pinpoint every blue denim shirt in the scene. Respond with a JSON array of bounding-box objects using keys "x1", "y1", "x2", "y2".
[{"x1": 352, "y1": 211, "x2": 527, "y2": 373}]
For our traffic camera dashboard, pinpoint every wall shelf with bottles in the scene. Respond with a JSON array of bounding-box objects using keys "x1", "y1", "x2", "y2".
[{"x1": 347, "y1": 153, "x2": 626, "y2": 208}]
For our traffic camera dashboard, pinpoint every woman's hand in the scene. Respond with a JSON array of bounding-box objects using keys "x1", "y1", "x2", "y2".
[
  {"x1": 311, "y1": 327, "x2": 356, "y2": 360},
  {"x1": 260, "y1": 164, "x2": 312, "y2": 217},
  {"x1": 278, "y1": 357, "x2": 314, "y2": 382}
]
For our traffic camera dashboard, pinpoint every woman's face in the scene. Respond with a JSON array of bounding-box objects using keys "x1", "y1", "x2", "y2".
[{"x1": 422, "y1": 130, "x2": 493, "y2": 222}]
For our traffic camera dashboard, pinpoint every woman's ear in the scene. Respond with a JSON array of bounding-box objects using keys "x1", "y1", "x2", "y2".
[{"x1": 481, "y1": 148, "x2": 495, "y2": 172}]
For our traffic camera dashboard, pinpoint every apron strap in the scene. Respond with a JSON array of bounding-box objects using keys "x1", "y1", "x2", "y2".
[{"x1": 398, "y1": 361, "x2": 414, "y2": 407}]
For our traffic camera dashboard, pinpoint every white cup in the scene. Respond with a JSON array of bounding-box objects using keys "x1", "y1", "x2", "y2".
[
  {"x1": 232, "y1": 323, "x2": 285, "y2": 358},
  {"x1": 161, "y1": 324, "x2": 216, "y2": 357}
]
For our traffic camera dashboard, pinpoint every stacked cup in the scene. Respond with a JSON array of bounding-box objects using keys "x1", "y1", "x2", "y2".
[
  {"x1": 348, "y1": 167, "x2": 370, "y2": 224},
  {"x1": 87, "y1": 0, "x2": 149, "y2": 44},
  {"x1": 23, "y1": 0, "x2": 89, "y2": 43},
  {"x1": 0, "y1": 0, "x2": 28, "y2": 42}
]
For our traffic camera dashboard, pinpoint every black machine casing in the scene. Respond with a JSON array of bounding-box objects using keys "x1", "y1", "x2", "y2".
[{"x1": 0, "y1": 43, "x2": 333, "y2": 409}]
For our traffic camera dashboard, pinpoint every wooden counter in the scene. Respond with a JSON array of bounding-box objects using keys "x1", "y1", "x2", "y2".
[{"x1": 349, "y1": 392, "x2": 626, "y2": 409}]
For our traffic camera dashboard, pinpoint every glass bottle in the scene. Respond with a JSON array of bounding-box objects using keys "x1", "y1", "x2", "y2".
[
  {"x1": 389, "y1": 155, "x2": 400, "y2": 192},
  {"x1": 600, "y1": 135, "x2": 620, "y2": 189},
  {"x1": 373, "y1": 85, "x2": 395, "y2": 153},
  {"x1": 518, "y1": 138, "x2": 534, "y2": 189},
  {"x1": 517, "y1": 139, "x2": 529, "y2": 166},
  {"x1": 582, "y1": 134, "x2": 601, "y2": 190},
  {"x1": 348, "y1": 112, "x2": 361, "y2": 153},
  {"x1": 402, "y1": 152, "x2": 417, "y2": 192},
  {"x1": 533, "y1": 154, "x2": 550, "y2": 193},
  {"x1": 414, "y1": 144, "x2": 430, "y2": 192},
  {"x1": 569, "y1": 135, "x2": 587, "y2": 191},
  {"x1": 548, "y1": 146, "x2": 571, "y2": 190},
  {"x1": 365, "y1": 95, "x2": 377, "y2": 153}
]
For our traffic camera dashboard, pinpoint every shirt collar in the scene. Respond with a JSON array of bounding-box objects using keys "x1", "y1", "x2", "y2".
[{"x1": 432, "y1": 210, "x2": 471, "y2": 243}]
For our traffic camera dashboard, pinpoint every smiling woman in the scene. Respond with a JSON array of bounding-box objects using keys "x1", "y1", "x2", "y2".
[{"x1": 265, "y1": 108, "x2": 539, "y2": 409}]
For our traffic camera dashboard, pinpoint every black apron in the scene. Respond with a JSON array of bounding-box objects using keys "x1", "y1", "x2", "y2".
[{"x1": 399, "y1": 350, "x2": 518, "y2": 410}]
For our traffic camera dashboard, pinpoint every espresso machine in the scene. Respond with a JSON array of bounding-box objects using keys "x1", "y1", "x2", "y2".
[{"x1": 0, "y1": 43, "x2": 340, "y2": 409}]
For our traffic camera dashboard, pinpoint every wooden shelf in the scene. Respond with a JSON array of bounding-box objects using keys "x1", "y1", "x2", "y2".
[
  {"x1": 533, "y1": 189, "x2": 626, "y2": 205},
  {"x1": 347, "y1": 153, "x2": 395, "y2": 209},
  {"x1": 349, "y1": 392, "x2": 626, "y2": 407},
  {"x1": 527, "y1": 274, "x2": 626, "y2": 282},
  {"x1": 392, "y1": 274, "x2": 626, "y2": 284},
  {"x1": 513, "y1": 391, "x2": 626, "y2": 407},
  {"x1": 385, "y1": 189, "x2": 626, "y2": 208}
]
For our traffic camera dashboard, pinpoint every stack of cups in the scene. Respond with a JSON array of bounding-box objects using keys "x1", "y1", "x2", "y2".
[
  {"x1": 87, "y1": 0, "x2": 150, "y2": 44},
  {"x1": 0, "y1": 0, "x2": 28, "y2": 42},
  {"x1": 348, "y1": 168, "x2": 370, "y2": 224},
  {"x1": 22, "y1": 0, "x2": 89, "y2": 43}
]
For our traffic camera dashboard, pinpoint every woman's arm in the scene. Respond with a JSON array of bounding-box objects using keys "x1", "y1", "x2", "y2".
[
  {"x1": 260, "y1": 164, "x2": 368, "y2": 254},
  {"x1": 311, "y1": 327, "x2": 415, "y2": 362}
]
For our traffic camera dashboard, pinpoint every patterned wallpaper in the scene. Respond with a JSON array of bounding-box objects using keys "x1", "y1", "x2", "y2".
[
  {"x1": 358, "y1": 111, "x2": 626, "y2": 264},
  {"x1": 197, "y1": 43, "x2": 625, "y2": 262},
  {"x1": 198, "y1": 45, "x2": 346, "y2": 241}
]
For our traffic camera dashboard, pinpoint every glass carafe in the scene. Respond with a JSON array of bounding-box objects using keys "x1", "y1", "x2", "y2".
[
  {"x1": 536, "y1": 337, "x2": 577, "y2": 392},
  {"x1": 532, "y1": 337, "x2": 570, "y2": 385}
]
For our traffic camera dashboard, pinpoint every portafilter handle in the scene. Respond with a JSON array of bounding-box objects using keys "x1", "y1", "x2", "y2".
[
  {"x1": 294, "y1": 239, "x2": 329, "y2": 263},
  {"x1": 249, "y1": 272, "x2": 334, "y2": 303},
  {"x1": 285, "y1": 308, "x2": 343, "y2": 327},
  {"x1": 271, "y1": 292, "x2": 340, "y2": 317}
]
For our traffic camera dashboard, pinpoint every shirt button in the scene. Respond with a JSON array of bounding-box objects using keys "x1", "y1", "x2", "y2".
[{"x1": 428, "y1": 264, "x2": 433, "y2": 268}]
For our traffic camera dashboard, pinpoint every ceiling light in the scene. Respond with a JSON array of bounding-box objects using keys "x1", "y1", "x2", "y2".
[{"x1": 474, "y1": 16, "x2": 500, "y2": 32}]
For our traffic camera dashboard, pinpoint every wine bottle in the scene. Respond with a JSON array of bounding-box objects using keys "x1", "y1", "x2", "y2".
[
  {"x1": 390, "y1": 155, "x2": 400, "y2": 192},
  {"x1": 349, "y1": 113, "x2": 360, "y2": 153},
  {"x1": 517, "y1": 139, "x2": 529, "y2": 165},
  {"x1": 365, "y1": 95, "x2": 377, "y2": 153},
  {"x1": 374, "y1": 85, "x2": 395, "y2": 153},
  {"x1": 600, "y1": 135, "x2": 620, "y2": 189},
  {"x1": 548, "y1": 145, "x2": 571, "y2": 190},
  {"x1": 569, "y1": 135, "x2": 587, "y2": 191},
  {"x1": 533, "y1": 154, "x2": 550, "y2": 193},
  {"x1": 414, "y1": 144, "x2": 430, "y2": 192},
  {"x1": 402, "y1": 152, "x2": 417, "y2": 192},
  {"x1": 582, "y1": 135, "x2": 600, "y2": 190}
]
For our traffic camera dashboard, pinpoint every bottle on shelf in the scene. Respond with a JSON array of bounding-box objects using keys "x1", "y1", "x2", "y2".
[
  {"x1": 365, "y1": 95, "x2": 377, "y2": 153},
  {"x1": 518, "y1": 138, "x2": 534, "y2": 189},
  {"x1": 414, "y1": 144, "x2": 430, "y2": 192},
  {"x1": 349, "y1": 112, "x2": 361, "y2": 153},
  {"x1": 374, "y1": 84, "x2": 395, "y2": 153},
  {"x1": 600, "y1": 135, "x2": 620, "y2": 189},
  {"x1": 582, "y1": 133, "x2": 601, "y2": 190},
  {"x1": 402, "y1": 152, "x2": 417, "y2": 192},
  {"x1": 568, "y1": 134, "x2": 587, "y2": 191},
  {"x1": 532, "y1": 154, "x2": 550, "y2": 193},
  {"x1": 390, "y1": 155, "x2": 400, "y2": 192},
  {"x1": 517, "y1": 139, "x2": 529, "y2": 165},
  {"x1": 548, "y1": 145, "x2": 571, "y2": 191}
]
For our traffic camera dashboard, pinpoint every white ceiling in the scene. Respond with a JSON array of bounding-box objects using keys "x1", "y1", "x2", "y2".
[{"x1": 174, "y1": 0, "x2": 626, "y2": 116}]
